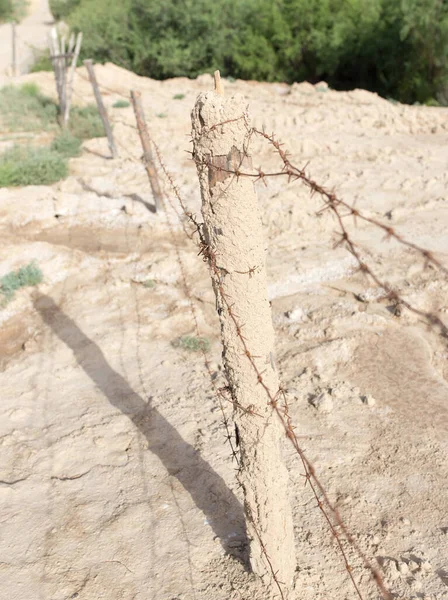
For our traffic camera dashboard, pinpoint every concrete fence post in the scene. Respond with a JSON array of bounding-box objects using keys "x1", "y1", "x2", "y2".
[{"x1": 191, "y1": 72, "x2": 296, "y2": 596}]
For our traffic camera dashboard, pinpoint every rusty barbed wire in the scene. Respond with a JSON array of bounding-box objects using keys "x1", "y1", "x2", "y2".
[
  {"x1": 142, "y1": 139, "x2": 244, "y2": 466},
  {"x1": 154, "y1": 117, "x2": 448, "y2": 599},
  {"x1": 149, "y1": 147, "x2": 387, "y2": 600}
]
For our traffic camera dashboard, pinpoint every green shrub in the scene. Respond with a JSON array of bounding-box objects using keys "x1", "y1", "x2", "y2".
[
  {"x1": 49, "y1": 0, "x2": 80, "y2": 19},
  {"x1": 173, "y1": 93, "x2": 185, "y2": 100},
  {"x1": 0, "y1": 0, "x2": 13, "y2": 21},
  {"x1": 172, "y1": 335, "x2": 211, "y2": 353},
  {"x1": 69, "y1": 105, "x2": 104, "y2": 139},
  {"x1": 112, "y1": 99, "x2": 130, "y2": 108},
  {"x1": 0, "y1": 85, "x2": 58, "y2": 132},
  {"x1": 0, "y1": 146, "x2": 68, "y2": 187},
  {"x1": 142, "y1": 279, "x2": 155, "y2": 288},
  {"x1": 30, "y1": 50, "x2": 53, "y2": 73},
  {"x1": 51, "y1": 131, "x2": 82, "y2": 157},
  {"x1": 0, "y1": 262, "x2": 43, "y2": 306},
  {"x1": 59, "y1": 0, "x2": 448, "y2": 105}
]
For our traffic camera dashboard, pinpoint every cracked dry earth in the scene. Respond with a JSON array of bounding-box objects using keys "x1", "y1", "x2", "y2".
[{"x1": 1, "y1": 65, "x2": 448, "y2": 600}]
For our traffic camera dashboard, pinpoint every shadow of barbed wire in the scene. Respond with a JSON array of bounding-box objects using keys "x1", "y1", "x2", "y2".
[{"x1": 33, "y1": 293, "x2": 247, "y2": 560}]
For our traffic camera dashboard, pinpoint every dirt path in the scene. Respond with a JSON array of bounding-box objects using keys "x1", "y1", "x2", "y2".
[{"x1": 0, "y1": 0, "x2": 52, "y2": 86}]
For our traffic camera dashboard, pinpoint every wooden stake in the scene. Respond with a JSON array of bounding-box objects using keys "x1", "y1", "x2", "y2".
[
  {"x1": 214, "y1": 70, "x2": 224, "y2": 95},
  {"x1": 130, "y1": 90, "x2": 163, "y2": 212},
  {"x1": 64, "y1": 33, "x2": 83, "y2": 126},
  {"x1": 11, "y1": 21, "x2": 17, "y2": 77},
  {"x1": 84, "y1": 59, "x2": 117, "y2": 159}
]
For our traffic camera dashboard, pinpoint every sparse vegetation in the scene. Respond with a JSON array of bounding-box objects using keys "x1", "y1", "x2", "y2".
[
  {"x1": 50, "y1": 131, "x2": 82, "y2": 158},
  {"x1": 30, "y1": 50, "x2": 53, "y2": 73},
  {"x1": 142, "y1": 279, "x2": 155, "y2": 289},
  {"x1": 172, "y1": 335, "x2": 211, "y2": 353},
  {"x1": 69, "y1": 105, "x2": 104, "y2": 139},
  {"x1": 0, "y1": 261, "x2": 43, "y2": 306},
  {"x1": 156, "y1": 113, "x2": 167, "y2": 119},
  {"x1": 113, "y1": 99, "x2": 130, "y2": 108},
  {"x1": 0, "y1": 85, "x2": 106, "y2": 188},
  {"x1": 0, "y1": 0, "x2": 27, "y2": 22},
  {"x1": 0, "y1": 146, "x2": 68, "y2": 187},
  {"x1": 173, "y1": 93, "x2": 185, "y2": 100},
  {"x1": 0, "y1": 84, "x2": 103, "y2": 139},
  {"x1": 0, "y1": 84, "x2": 58, "y2": 132}
]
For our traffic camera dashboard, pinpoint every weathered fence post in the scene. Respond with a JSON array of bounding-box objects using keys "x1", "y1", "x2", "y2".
[
  {"x1": 48, "y1": 27, "x2": 82, "y2": 126},
  {"x1": 64, "y1": 32, "x2": 82, "y2": 126},
  {"x1": 84, "y1": 59, "x2": 117, "y2": 158},
  {"x1": 11, "y1": 21, "x2": 17, "y2": 77},
  {"x1": 130, "y1": 90, "x2": 163, "y2": 212},
  {"x1": 191, "y1": 72, "x2": 296, "y2": 595}
]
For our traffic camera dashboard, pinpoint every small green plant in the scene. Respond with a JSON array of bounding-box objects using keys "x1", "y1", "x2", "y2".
[
  {"x1": 69, "y1": 105, "x2": 104, "y2": 139},
  {"x1": 30, "y1": 50, "x2": 53, "y2": 73},
  {"x1": 0, "y1": 261, "x2": 43, "y2": 306},
  {"x1": 172, "y1": 335, "x2": 210, "y2": 353},
  {"x1": 113, "y1": 99, "x2": 130, "y2": 108},
  {"x1": 0, "y1": 84, "x2": 58, "y2": 132},
  {"x1": 156, "y1": 113, "x2": 168, "y2": 118},
  {"x1": 173, "y1": 93, "x2": 185, "y2": 100},
  {"x1": 51, "y1": 131, "x2": 82, "y2": 158},
  {"x1": 142, "y1": 279, "x2": 155, "y2": 289},
  {"x1": 20, "y1": 83, "x2": 40, "y2": 97},
  {"x1": 0, "y1": 146, "x2": 68, "y2": 187}
]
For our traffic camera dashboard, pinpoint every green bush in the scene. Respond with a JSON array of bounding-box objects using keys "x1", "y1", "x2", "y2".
[
  {"x1": 51, "y1": 131, "x2": 82, "y2": 157},
  {"x1": 112, "y1": 99, "x2": 130, "y2": 108},
  {"x1": 49, "y1": 0, "x2": 80, "y2": 19},
  {"x1": 0, "y1": 84, "x2": 58, "y2": 132},
  {"x1": 58, "y1": 0, "x2": 448, "y2": 105},
  {"x1": 69, "y1": 105, "x2": 104, "y2": 139},
  {"x1": 0, "y1": 146, "x2": 68, "y2": 187},
  {"x1": 0, "y1": 262, "x2": 43, "y2": 306},
  {"x1": 0, "y1": 0, "x2": 13, "y2": 21},
  {"x1": 30, "y1": 50, "x2": 53, "y2": 73},
  {"x1": 172, "y1": 335, "x2": 211, "y2": 353}
]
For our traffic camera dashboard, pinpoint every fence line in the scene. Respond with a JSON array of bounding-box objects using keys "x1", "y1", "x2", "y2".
[
  {"x1": 56, "y1": 72, "x2": 446, "y2": 598},
  {"x1": 147, "y1": 123, "x2": 392, "y2": 600}
]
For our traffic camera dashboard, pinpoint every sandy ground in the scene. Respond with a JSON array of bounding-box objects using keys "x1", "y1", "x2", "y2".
[
  {"x1": 0, "y1": 0, "x2": 52, "y2": 85},
  {"x1": 0, "y1": 63, "x2": 448, "y2": 600}
]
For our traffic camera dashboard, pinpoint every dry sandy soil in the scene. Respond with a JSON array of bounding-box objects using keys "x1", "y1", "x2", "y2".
[{"x1": 0, "y1": 62, "x2": 447, "y2": 600}]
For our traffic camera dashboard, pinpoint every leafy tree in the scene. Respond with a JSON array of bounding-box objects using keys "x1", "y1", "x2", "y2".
[
  {"x1": 56, "y1": 0, "x2": 448, "y2": 105},
  {"x1": 0, "y1": 0, "x2": 13, "y2": 21}
]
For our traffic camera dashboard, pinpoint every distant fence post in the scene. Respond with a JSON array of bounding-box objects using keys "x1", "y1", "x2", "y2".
[
  {"x1": 48, "y1": 27, "x2": 82, "y2": 126},
  {"x1": 191, "y1": 72, "x2": 296, "y2": 596},
  {"x1": 11, "y1": 21, "x2": 17, "y2": 77},
  {"x1": 83, "y1": 59, "x2": 117, "y2": 159},
  {"x1": 130, "y1": 90, "x2": 163, "y2": 212},
  {"x1": 64, "y1": 32, "x2": 82, "y2": 126}
]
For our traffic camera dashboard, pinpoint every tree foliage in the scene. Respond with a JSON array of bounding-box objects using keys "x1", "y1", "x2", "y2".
[
  {"x1": 53, "y1": 0, "x2": 448, "y2": 105},
  {"x1": 0, "y1": 0, "x2": 13, "y2": 21}
]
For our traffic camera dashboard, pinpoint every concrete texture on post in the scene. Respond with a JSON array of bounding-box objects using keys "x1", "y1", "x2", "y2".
[
  {"x1": 191, "y1": 88, "x2": 296, "y2": 594},
  {"x1": 83, "y1": 59, "x2": 117, "y2": 159},
  {"x1": 130, "y1": 90, "x2": 163, "y2": 212}
]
